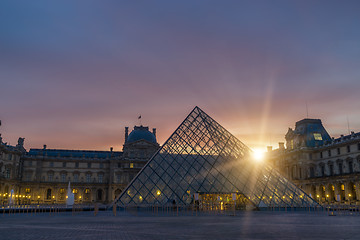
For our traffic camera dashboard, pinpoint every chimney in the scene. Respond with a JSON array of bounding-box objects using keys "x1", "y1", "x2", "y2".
[
  {"x1": 43, "y1": 144, "x2": 47, "y2": 150},
  {"x1": 110, "y1": 147, "x2": 113, "y2": 152},
  {"x1": 267, "y1": 146, "x2": 273, "y2": 152},
  {"x1": 279, "y1": 142, "x2": 285, "y2": 149},
  {"x1": 153, "y1": 128, "x2": 157, "y2": 138},
  {"x1": 125, "y1": 127, "x2": 129, "y2": 142}
]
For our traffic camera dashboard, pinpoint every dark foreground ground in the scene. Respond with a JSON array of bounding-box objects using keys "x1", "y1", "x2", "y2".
[{"x1": 0, "y1": 210, "x2": 359, "y2": 240}]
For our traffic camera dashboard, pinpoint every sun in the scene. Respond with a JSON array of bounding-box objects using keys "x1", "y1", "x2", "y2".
[{"x1": 252, "y1": 148, "x2": 265, "y2": 162}]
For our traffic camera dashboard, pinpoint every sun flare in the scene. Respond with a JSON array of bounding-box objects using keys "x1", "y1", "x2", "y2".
[{"x1": 252, "y1": 148, "x2": 265, "y2": 162}]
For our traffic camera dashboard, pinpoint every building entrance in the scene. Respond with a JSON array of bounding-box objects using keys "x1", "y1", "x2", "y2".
[{"x1": 197, "y1": 193, "x2": 252, "y2": 211}]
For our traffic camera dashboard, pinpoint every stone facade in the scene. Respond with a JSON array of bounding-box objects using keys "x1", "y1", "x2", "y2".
[
  {"x1": 0, "y1": 126, "x2": 159, "y2": 205},
  {"x1": 268, "y1": 118, "x2": 360, "y2": 205}
]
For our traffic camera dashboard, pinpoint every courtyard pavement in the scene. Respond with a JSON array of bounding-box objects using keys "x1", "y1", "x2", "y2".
[{"x1": 0, "y1": 210, "x2": 359, "y2": 239}]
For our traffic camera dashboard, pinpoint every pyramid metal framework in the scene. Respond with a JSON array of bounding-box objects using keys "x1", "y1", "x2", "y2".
[{"x1": 115, "y1": 107, "x2": 318, "y2": 208}]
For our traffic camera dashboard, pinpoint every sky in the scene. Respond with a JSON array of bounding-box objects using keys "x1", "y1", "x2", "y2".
[{"x1": 1, "y1": 0, "x2": 360, "y2": 151}]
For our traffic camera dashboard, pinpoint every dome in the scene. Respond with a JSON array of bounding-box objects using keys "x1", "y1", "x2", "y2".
[{"x1": 126, "y1": 126, "x2": 157, "y2": 144}]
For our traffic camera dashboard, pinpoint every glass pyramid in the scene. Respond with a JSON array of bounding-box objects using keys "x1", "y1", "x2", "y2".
[{"x1": 116, "y1": 106, "x2": 318, "y2": 208}]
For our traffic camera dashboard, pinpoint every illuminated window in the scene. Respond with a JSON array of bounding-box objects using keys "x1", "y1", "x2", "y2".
[
  {"x1": 313, "y1": 133, "x2": 322, "y2": 141},
  {"x1": 60, "y1": 188, "x2": 65, "y2": 193},
  {"x1": 72, "y1": 189, "x2": 78, "y2": 194},
  {"x1": 290, "y1": 140, "x2": 294, "y2": 149},
  {"x1": 130, "y1": 163, "x2": 134, "y2": 168},
  {"x1": 25, "y1": 188, "x2": 31, "y2": 193},
  {"x1": 46, "y1": 189, "x2": 52, "y2": 200}
]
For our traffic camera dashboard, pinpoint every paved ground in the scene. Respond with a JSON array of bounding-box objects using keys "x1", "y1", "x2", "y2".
[{"x1": 0, "y1": 210, "x2": 359, "y2": 239}]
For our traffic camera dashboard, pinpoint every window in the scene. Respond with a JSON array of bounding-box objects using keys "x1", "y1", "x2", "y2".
[
  {"x1": 314, "y1": 133, "x2": 323, "y2": 140},
  {"x1": 100, "y1": 163, "x2": 104, "y2": 169},
  {"x1": 349, "y1": 161, "x2": 353, "y2": 173},
  {"x1": 59, "y1": 188, "x2": 65, "y2": 200},
  {"x1": 50, "y1": 162, "x2": 54, "y2": 168},
  {"x1": 8, "y1": 154, "x2": 12, "y2": 160},
  {"x1": 86, "y1": 173, "x2": 91, "y2": 183},
  {"x1": 25, "y1": 188, "x2": 31, "y2": 193},
  {"x1": 117, "y1": 174, "x2": 121, "y2": 183},
  {"x1": 310, "y1": 167, "x2": 315, "y2": 178},
  {"x1": 337, "y1": 148, "x2": 341, "y2": 155},
  {"x1": 28, "y1": 161, "x2": 32, "y2": 167},
  {"x1": 118, "y1": 163, "x2": 121, "y2": 168},
  {"x1": 339, "y1": 162, "x2": 343, "y2": 174},
  {"x1": 25, "y1": 172, "x2": 31, "y2": 181},
  {"x1": 130, "y1": 163, "x2": 134, "y2": 168},
  {"x1": 75, "y1": 162, "x2": 79, "y2": 168},
  {"x1": 321, "y1": 166, "x2": 325, "y2": 177},
  {"x1": 329, "y1": 165, "x2": 334, "y2": 176},
  {"x1": 309, "y1": 153, "x2": 312, "y2": 160},
  {"x1": 5, "y1": 168, "x2": 11, "y2": 179},
  {"x1": 88, "y1": 163, "x2": 91, "y2": 168},
  {"x1": 63, "y1": 162, "x2": 66, "y2": 168},
  {"x1": 328, "y1": 150, "x2": 331, "y2": 157},
  {"x1": 48, "y1": 172, "x2": 53, "y2": 182},
  {"x1": 98, "y1": 174, "x2": 103, "y2": 183},
  {"x1": 358, "y1": 143, "x2": 360, "y2": 151},
  {"x1": 347, "y1": 145, "x2": 351, "y2": 153},
  {"x1": 84, "y1": 188, "x2": 91, "y2": 201},
  {"x1": 74, "y1": 173, "x2": 79, "y2": 182},
  {"x1": 320, "y1": 152, "x2": 323, "y2": 159},
  {"x1": 46, "y1": 189, "x2": 52, "y2": 200},
  {"x1": 61, "y1": 173, "x2": 66, "y2": 182}
]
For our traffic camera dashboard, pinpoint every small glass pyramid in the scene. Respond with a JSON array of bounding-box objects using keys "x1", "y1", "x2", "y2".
[{"x1": 116, "y1": 107, "x2": 318, "y2": 208}]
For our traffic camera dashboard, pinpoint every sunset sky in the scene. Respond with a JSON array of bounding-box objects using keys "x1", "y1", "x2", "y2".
[{"x1": 1, "y1": 0, "x2": 360, "y2": 151}]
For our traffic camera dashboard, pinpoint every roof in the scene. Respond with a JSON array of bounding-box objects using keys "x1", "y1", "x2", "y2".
[
  {"x1": 26, "y1": 149, "x2": 122, "y2": 159},
  {"x1": 126, "y1": 125, "x2": 157, "y2": 144}
]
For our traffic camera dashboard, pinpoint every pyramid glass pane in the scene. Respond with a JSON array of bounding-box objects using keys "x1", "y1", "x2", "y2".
[{"x1": 115, "y1": 107, "x2": 318, "y2": 208}]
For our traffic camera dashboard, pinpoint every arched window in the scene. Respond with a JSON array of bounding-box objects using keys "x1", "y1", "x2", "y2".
[
  {"x1": 114, "y1": 189, "x2": 122, "y2": 199},
  {"x1": 84, "y1": 188, "x2": 91, "y2": 201},
  {"x1": 46, "y1": 189, "x2": 52, "y2": 200},
  {"x1": 59, "y1": 188, "x2": 66, "y2": 201},
  {"x1": 97, "y1": 189, "x2": 103, "y2": 201}
]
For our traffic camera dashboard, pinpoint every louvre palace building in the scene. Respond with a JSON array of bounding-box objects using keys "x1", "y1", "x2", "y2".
[
  {"x1": 268, "y1": 118, "x2": 360, "y2": 205},
  {"x1": 1, "y1": 111, "x2": 360, "y2": 207},
  {"x1": 0, "y1": 126, "x2": 159, "y2": 205}
]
